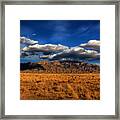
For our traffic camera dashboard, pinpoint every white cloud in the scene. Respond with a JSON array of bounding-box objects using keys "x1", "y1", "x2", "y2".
[
  {"x1": 22, "y1": 43, "x2": 69, "y2": 53},
  {"x1": 64, "y1": 46, "x2": 98, "y2": 56},
  {"x1": 80, "y1": 40, "x2": 100, "y2": 51},
  {"x1": 39, "y1": 55, "x2": 52, "y2": 59},
  {"x1": 32, "y1": 33, "x2": 37, "y2": 36},
  {"x1": 81, "y1": 40, "x2": 100, "y2": 46},
  {"x1": 20, "y1": 37, "x2": 38, "y2": 45}
]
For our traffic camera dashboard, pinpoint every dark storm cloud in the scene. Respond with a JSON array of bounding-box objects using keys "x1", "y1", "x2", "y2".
[
  {"x1": 39, "y1": 46, "x2": 99, "y2": 61},
  {"x1": 20, "y1": 52, "x2": 29, "y2": 58}
]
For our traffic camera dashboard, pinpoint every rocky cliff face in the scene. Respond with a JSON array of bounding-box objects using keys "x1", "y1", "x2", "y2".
[{"x1": 20, "y1": 60, "x2": 100, "y2": 73}]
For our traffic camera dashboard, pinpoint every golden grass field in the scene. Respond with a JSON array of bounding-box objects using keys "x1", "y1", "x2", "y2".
[{"x1": 20, "y1": 72, "x2": 100, "y2": 100}]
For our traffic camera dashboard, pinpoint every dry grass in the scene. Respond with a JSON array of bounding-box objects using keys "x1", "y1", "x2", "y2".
[{"x1": 20, "y1": 73, "x2": 100, "y2": 100}]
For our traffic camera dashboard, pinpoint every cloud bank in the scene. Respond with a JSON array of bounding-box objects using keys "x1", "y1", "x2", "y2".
[{"x1": 21, "y1": 36, "x2": 100, "y2": 62}]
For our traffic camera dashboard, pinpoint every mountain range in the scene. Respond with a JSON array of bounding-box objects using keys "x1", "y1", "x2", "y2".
[{"x1": 20, "y1": 60, "x2": 100, "y2": 73}]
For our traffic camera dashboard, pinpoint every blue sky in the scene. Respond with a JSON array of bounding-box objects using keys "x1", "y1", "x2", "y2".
[
  {"x1": 20, "y1": 20, "x2": 100, "y2": 64},
  {"x1": 20, "y1": 20, "x2": 100, "y2": 47}
]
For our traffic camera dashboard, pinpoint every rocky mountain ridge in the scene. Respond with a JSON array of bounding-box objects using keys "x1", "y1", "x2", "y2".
[{"x1": 20, "y1": 60, "x2": 100, "y2": 73}]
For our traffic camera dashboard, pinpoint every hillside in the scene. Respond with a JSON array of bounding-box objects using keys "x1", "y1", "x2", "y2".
[{"x1": 20, "y1": 60, "x2": 100, "y2": 73}]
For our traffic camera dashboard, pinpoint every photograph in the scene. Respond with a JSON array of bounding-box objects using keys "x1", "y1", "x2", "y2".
[{"x1": 20, "y1": 20, "x2": 100, "y2": 100}]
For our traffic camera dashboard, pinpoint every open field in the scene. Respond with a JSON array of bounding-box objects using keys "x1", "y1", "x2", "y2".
[{"x1": 20, "y1": 73, "x2": 100, "y2": 100}]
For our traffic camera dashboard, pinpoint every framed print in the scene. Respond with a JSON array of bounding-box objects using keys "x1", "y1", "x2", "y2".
[
  {"x1": 0, "y1": 0, "x2": 119, "y2": 119},
  {"x1": 20, "y1": 20, "x2": 100, "y2": 100}
]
